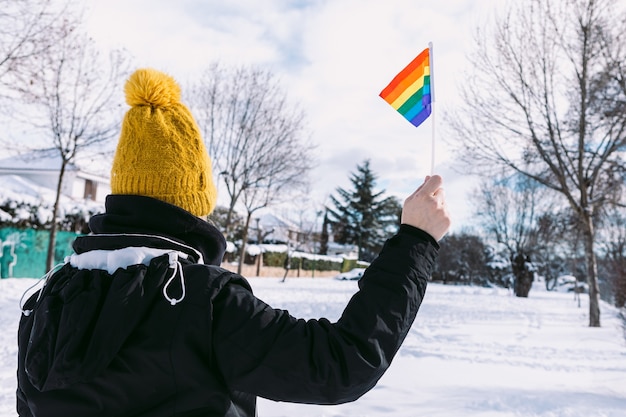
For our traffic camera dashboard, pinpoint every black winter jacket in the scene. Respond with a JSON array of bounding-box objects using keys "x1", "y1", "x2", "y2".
[{"x1": 17, "y1": 195, "x2": 438, "y2": 417}]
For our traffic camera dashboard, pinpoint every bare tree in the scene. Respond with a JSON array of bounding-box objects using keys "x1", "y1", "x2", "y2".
[
  {"x1": 0, "y1": 0, "x2": 75, "y2": 84},
  {"x1": 473, "y1": 173, "x2": 565, "y2": 296},
  {"x1": 9, "y1": 21, "x2": 130, "y2": 271},
  {"x1": 188, "y1": 63, "x2": 315, "y2": 273},
  {"x1": 447, "y1": 0, "x2": 626, "y2": 326}
]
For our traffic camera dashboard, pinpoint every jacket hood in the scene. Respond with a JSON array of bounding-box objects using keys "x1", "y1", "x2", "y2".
[
  {"x1": 87, "y1": 194, "x2": 226, "y2": 266},
  {"x1": 23, "y1": 254, "x2": 174, "y2": 391},
  {"x1": 22, "y1": 194, "x2": 228, "y2": 392}
]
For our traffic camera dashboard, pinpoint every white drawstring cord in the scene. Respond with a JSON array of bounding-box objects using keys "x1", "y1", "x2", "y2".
[
  {"x1": 20, "y1": 252, "x2": 187, "y2": 312},
  {"x1": 20, "y1": 263, "x2": 64, "y2": 316},
  {"x1": 162, "y1": 252, "x2": 186, "y2": 306}
]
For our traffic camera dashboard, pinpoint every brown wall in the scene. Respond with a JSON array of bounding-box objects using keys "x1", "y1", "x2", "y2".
[{"x1": 220, "y1": 263, "x2": 339, "y2": 278}]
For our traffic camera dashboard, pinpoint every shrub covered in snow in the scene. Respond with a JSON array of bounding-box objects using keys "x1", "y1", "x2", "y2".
[{"x1": 0, "y1": 197, "x2": 103, "y2": 233}]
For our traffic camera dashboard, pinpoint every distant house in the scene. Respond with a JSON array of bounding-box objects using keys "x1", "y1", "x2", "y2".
[
  {"x1": 0, "y1": 153, "x2": 110, "y2": 204},
  {"x1": 250, "y1": 212, "x2": 304, "y2": 245},
  {"x1": 249, "y1": 212, "x2": 358, "y2": 258}
]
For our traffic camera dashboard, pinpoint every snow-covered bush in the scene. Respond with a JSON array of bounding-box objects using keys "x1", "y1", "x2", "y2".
[{"x1": 0, "y1": 197, "x2": 103, "y2": 232}]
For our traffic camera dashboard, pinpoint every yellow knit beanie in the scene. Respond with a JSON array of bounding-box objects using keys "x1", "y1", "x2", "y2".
[{"x1": 111, "y1": 68, "x2": 217, "y2": 216}]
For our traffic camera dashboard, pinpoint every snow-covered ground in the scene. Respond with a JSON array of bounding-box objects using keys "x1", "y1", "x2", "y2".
[{"x1": 1, "y1": 277, "x2": 625, "y2": 417}]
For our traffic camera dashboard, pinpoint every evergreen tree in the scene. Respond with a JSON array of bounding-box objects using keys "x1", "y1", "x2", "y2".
[
  {"x1": 327, "y1": 160, "x2": 401, "y2": 261},
  {"x1": 319, "y1": 209, "x2": 329, "y2": 255}
]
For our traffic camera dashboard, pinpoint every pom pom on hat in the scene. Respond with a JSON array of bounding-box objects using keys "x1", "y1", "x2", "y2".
[
  {"x1": 124, "y1": 68, "x2": 181, "y2": 107},
  {"x1": 110, "y1": 68, "x2": 217, "y2": 217}
]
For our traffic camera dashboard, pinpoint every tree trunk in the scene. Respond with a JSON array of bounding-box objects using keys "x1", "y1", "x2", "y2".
[
  {"x1": 237, "y1": 213, "x2": 252, "y2": 275},
  {"x1": 581, "y1": 215, "x2": 601, "y2": 327},
  {"x1": 256, "y1": 251, "x2": 262, "y2": 276},
  {"x1": 46, "y1": 160, "x2": 66, "y2": 272},
  {"x1": 224, "y1": 198, "x2": 238, "y2": 240},
  {"x1": 511, "y1": 252, "x2": 533, "y2": 298}
]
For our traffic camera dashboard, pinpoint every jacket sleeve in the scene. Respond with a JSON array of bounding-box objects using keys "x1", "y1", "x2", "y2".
[
  {"x1": 17, "y1": 377, "x2": 33, "y2": 416},
  {"x1": 212, "y1": 225, "x2": 438, "y2": 405}
]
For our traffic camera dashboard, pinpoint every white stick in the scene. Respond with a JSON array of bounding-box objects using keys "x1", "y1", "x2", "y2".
[{"x1": 429, "y1": 41, "x2": 436, "y2": 175}]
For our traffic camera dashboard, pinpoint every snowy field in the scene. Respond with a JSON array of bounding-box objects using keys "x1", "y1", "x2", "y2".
[{"x1": 1, "y1": 277, "x2": 625, "y2": 417}]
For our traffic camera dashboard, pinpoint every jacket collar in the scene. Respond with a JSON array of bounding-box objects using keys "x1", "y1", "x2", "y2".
[{"x1": 78, "y1": 195, "x2": 226, "y2": 266}]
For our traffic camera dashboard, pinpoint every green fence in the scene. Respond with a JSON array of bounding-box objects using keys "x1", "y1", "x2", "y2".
[{"x1": 0, "y1": 227, "x2": 80, "y2": 278}]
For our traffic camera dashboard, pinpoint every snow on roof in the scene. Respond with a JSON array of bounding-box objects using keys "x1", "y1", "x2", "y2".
[
  {"x1": 0, "y1": 152, "x2": 110, "y2": 182},
  {"x1": 0, "y1": 175, "x2": 104, "y2": 223},
  {"x1": 0, "y1": 152, "x2": 77, "y2": 172},
  {"x1": 0, "y1": 175, "x2": 59, "y2": 205},
  {"x1": 257, "y1": 212, "x2": 299, "y2": 230}
]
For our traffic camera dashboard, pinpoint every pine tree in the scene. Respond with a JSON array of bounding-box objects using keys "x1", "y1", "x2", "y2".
[
  {"x1": 327, "y1": 160, "x2": 401, "y2": 261},
  {"x1": 319, "y1": 210, "x2": 330, "y2": 255}
]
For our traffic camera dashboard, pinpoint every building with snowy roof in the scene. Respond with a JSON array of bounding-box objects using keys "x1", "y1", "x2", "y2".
[{"x1": 0, "y1": 153, "x2": 110, "y2": 204}]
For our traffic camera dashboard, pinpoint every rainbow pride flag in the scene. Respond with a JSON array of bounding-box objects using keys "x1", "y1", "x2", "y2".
[{"x1": 379, "y1": 46, "x2": 432, "y2": 128}]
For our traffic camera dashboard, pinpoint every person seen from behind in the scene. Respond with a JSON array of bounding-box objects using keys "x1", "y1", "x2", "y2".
[{"x1": 17, "y1": 68, "x2": 451, "y2": 417}]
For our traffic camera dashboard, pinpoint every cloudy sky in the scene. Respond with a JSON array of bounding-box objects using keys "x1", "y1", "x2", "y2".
[{"x1": 86, "y1": 0, "x2": 502, "y2": 230}]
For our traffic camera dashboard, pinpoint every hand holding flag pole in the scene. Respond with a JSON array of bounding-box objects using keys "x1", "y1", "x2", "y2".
[{"x1": 379, "y1": 42, "x2": 435, "y2": 174}]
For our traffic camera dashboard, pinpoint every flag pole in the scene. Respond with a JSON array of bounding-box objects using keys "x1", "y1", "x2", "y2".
[{"x1": 429, "y1": 41, "x2": 435, "y2": 175}]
